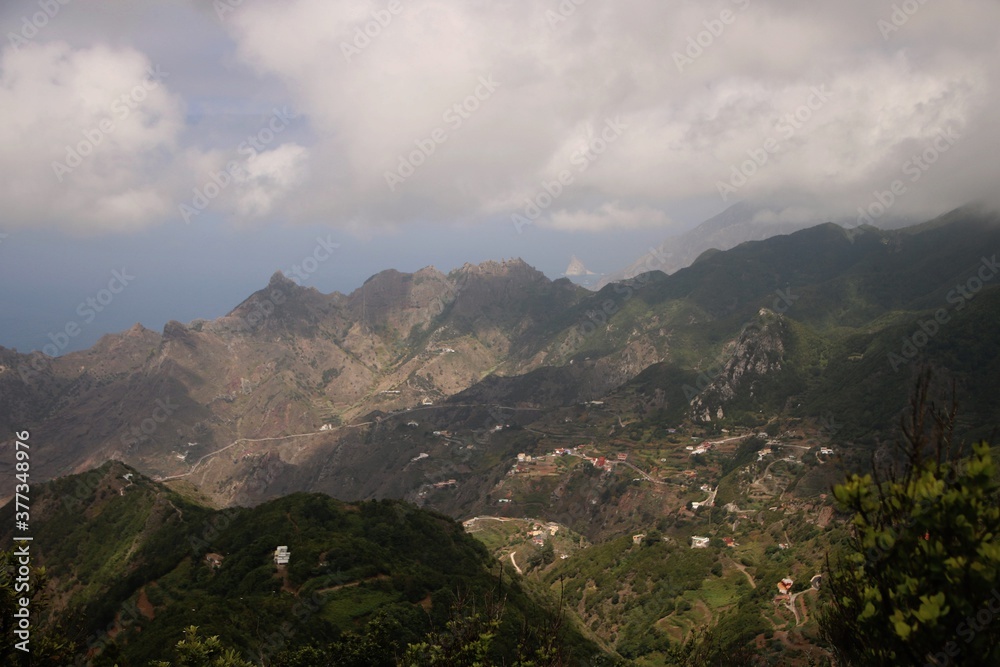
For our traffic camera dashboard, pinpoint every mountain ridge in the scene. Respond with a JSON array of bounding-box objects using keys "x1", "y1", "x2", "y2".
[{"x1": 2, "y1": 208, "x2": 999, "y2": 512}]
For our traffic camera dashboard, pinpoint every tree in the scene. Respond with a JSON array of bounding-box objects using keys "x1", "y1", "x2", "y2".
[
  {"x1": 0, "y1": 551, "x2": 76, "y2": 665},
  {"x1": 820, "y1": 376, "x2": 1000, "y2": 666},
  {"x1": 400, "y1": 589, "x2": 504, "y2": 666},
  {"x1": 149, "y1": 626, "x2": 254, "y2": 667},
  {"x1": 540, "y1": 541, "x2": 556, "y2": 566},
  {"x1": 677, "y1": 601, "x2": 769, "y2": 666}
]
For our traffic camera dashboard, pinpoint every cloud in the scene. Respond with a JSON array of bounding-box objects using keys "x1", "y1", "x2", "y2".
[
  {"x1": 220, "y1": 0, "x2": 1000, "y2": 230},
  {"x1": 4, "y1": 0, "x2": 1000, "y2": 234},
  {"x1": 232, "y1": 142, "x2": 309, "y2": 218},
  {"x1": 548, "y1": 203, "x2": 674, "y2": 232},
  {"x1": 0, "y1": 42, "x2": 186, "y2": 233},
  {"x1": 0, "y1": 35, "x2": 309, "y2": 233}
]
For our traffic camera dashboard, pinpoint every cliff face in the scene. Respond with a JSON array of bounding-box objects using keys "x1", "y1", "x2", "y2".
[
  {"x1": 0, "y1": 259, "x2": 591, "y2": 503},
  {"x1": 688, "y1": 309, "x2": 788, "y2": 422},
  {"x1": 7, "y1": 209, "x2": 1000, "y2": 511}
]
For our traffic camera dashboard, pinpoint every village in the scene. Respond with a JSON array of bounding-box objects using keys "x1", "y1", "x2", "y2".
[{"x1": 469, "y1": 417, "x2": 841, "y2": 624}]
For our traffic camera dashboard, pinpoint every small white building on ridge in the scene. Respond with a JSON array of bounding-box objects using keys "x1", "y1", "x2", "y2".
[{"x1": 274, "y1": 545, "x2": 290, "y2": 566}]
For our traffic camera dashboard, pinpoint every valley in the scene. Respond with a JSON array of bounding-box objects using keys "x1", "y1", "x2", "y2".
[{"x1": 2, "y1": 206, "x2": 1000, "y2": 665}]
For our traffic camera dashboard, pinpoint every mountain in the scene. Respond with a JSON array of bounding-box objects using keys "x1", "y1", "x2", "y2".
[
  {"x1": 564, "y1": 256, "x2": 596, "y2": 278},
  {"x1": 3, "y1": 207, "x2": 1000, "y2": 516},
  {"x1": 595, "y1": 200, "x2": 922, "y2": 289},
  {"x1": 0, "y1": 258, "x2": 586, "y2": 505},
  {"x1": 0, "y1": 461, "x2": 604, "y2": 665},
  {"x1": 3, "y1": 204, "x2": 1000, "y2": 665},
  {"x1": 593, "y1": 202, "x2": 812, "y2": 288}
]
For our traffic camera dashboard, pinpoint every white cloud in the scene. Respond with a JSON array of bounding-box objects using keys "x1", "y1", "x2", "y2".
[
  {"x1": 232, "y1": 143, "x2": 309, "y2": 218},
  {"x1": 4, "y1": 0, "x2": 1000, "y2": 233},
  {"x1": 548, "y1": 203, "x2": 674, "y2": 232},
  {"x1": 0, "y1": 42, "x2": 186, "y2": 233},
  {"x1": 219, "y1": 0, "x2": 999, "y2": 230}
]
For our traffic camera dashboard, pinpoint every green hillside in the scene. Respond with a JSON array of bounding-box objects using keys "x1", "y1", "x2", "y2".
[{"x1": 0, "y1": 463, "x2": 605, "y2": 666}]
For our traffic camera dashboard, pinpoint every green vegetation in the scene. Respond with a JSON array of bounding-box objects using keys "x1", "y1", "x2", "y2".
[
  {"x1": 821, "y1": 379, "x2": 1000, "y2": 665},
  {"x1": 0, "y1": 468, "x2": 603, "y2": 666},
  {"x1": 7, "y1": 210, "x2": 1000, "y2": 666},
  {"x1": 150, "y1": 627, "x2": 254, "y2": 667},
  {"x1": 541, "y1": 536, "x2": 717, "y2": 661}
]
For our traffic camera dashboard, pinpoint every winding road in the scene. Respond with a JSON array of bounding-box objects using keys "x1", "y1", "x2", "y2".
[
  {"x1": 156, "y1": 421, "x2": 371, "y2": 482},
  {"x1": 509, "y1": 551, "x2": 523, "y2": 575}
]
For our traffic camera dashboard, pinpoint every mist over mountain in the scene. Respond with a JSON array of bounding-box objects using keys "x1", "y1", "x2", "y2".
[
  {"x1": 5, "y1": 206, "x2": 1000, "y2": 497},
  {"x1": 3, "y1": 204, "x2": 1000, "y2": 664},
  {"x1": 6, "y1": 1, "x2": 1000, "y2": 662},
  {"x1": 595, "y1": 201, "x2": 921, "y2": 289}
]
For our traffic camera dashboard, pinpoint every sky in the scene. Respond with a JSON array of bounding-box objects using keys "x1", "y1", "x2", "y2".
[{"x1": 1, "y1": 0, "x2": 998, "y2": 354}]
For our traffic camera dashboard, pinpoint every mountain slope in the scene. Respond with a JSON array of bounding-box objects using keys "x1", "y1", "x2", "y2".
[
  {"x1": 0, "y1": 462, "x2": 604, "y2": 665},
  {"x1": 2, "y1": 206, "x2": 998, "y2": 514},
  {"x1": 595, "y1": 202, "x2": 819, "y2": 289},
  {"x1": 0, "y1": 259, "x2": 587, "y2": 504}
]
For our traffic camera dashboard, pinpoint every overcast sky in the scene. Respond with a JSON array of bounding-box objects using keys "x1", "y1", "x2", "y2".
[{"x1": 2, "y1": 0, "x2": 998, "y2": 354}]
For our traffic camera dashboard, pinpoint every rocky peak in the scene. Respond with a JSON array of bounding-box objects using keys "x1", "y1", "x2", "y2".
[
  {"x1": 687, "y1": 310, "x2": 788, "y2": 422},
  {"x1": 269, "y1": 271, "x2": 297, "y2": 289},
  {"x1": 452, "y1": 258, "x2": 545, "y2": 283},
  {"x1": 565, "y1": 255, "x2": 596, "y2": 277}
]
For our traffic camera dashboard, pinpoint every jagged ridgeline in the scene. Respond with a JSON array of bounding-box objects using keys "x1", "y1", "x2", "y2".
[
  {"x1": 2, "y1": 206, "x2": 1000, "y2": 513},
  {"x1": 0, "y1": 462, "x2": 604, "y2": 665}
]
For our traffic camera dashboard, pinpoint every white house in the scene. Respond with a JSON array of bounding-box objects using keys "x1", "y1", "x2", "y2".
[
  {"x1": 274, "y1": 546, "x2": 290, "y2": 566},
  {"x1": 691, "y1": 536, "x2": 710, "y2": 549}
]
